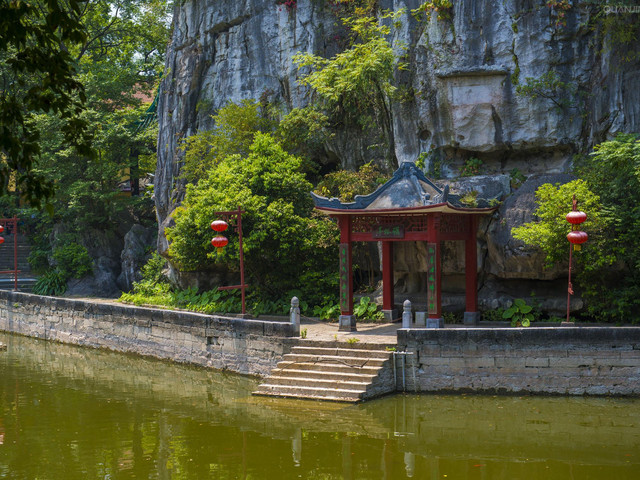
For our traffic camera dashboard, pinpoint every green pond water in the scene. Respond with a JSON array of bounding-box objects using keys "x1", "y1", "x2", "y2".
[{"x1": 1, "y1": 333, "x2": 639, "y2": 480}]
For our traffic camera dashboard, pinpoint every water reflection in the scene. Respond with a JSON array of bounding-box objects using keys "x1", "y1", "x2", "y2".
[{"x1": 1, "y1": 332, "x2": 639, "y2": 479}]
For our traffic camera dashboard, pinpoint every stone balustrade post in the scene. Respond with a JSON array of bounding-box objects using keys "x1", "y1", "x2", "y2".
[
  {"x1": 290, "y1": 296, "x2": 301, "y2": 335},
  {"x1": 402, "y1": 299, "x2": 412, "y2": 329}
]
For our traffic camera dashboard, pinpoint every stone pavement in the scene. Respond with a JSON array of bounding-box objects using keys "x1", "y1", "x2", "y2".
[{"x1": 300, "y1": 317, "x2": 399, "y2": 344}]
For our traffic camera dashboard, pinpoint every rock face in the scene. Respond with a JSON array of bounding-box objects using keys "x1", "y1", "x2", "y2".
[
  {"x1": 66, "y1": 229, "x2": 124, "y2": 298},
  {"x1": 116, "y1": 224, "x2": 158, "y2": 292},
  {"x1": 155, "y1": 0, "x2": 640, "y2": 311}
]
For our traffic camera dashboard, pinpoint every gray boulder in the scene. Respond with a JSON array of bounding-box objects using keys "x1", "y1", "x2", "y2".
[{"x1": 117, "y1": 224, "x2": 157, "y2": 292}]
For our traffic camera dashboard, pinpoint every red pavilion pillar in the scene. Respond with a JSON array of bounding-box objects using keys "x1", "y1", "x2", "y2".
[
  {"x1": 464, "y1": 216, "x2": 480, "y2": 325},
  {"x1": 337, "y1": 216, "x2": 356, "y2": 331},
  {"x1": 381, "y1": 241, "x2": 398, "y2": 322},
  {"x1": 426, "y1": 214, "x2": 443, "y2": 326}
]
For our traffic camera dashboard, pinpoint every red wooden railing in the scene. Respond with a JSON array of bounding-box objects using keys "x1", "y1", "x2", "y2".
[{"x1": 0, "y1": 217, "x2": 20, "y2": 290}]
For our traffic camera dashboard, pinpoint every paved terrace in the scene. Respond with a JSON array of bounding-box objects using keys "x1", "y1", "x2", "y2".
[{"x1": 301, "y1": 317, "x2": 399, "y2": 344}]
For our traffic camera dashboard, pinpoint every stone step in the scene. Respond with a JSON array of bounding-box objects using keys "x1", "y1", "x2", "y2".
[
  {"x1": 253, "y1": 384, "x2": 364, "y2": 402},
  {"x1": 290, "y1": 346, "x2": 393, "y2": 359},
  {"x1": 282, "y1": 353, "x2": 388, "y2": 368},
  {"x1": 274, "y1": 361, "x2": 381, "y2": 376},
  {"x1": 271, "y1": 367, "x2": 378, "y2": 383},
  {"x1": 252, "y1": 390, "x2": 361, "y2": 403},
  {"x1": 263, "y1": 375, "x2": 370, "y2": 390}
]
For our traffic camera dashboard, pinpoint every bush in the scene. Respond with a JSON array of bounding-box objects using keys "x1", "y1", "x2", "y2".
[
  {"x1": 52, "y1": 242, "x2": 93, "y2": 280},
  {"x1": 167, "y1": 133, "x2": 338, "y2": 303},
  {"x1": 180, "y1": 100, "x2": 277, "y2": 185},
  {"x1": 513, "y1": 134, "x2": 640, "y2": 322},
  {"x1": 511, "y1": 179, "x2": 605, "y2": 268},
  {"x1": 314, "y1": 162, "x2": 389, "y2": 202},
  {"x1": 33, "y1": 270, "x2": 67, "y2": 296}
]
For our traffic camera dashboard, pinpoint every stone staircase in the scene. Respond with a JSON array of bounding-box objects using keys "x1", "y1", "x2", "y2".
[{"x1": 253, "y1": 345, "x2": 396, "y2": 402}]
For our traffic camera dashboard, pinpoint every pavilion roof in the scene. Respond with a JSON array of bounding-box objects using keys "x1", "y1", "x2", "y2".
[{"x1": 312, "y1": 162, "x2": 498, "y2": 215}]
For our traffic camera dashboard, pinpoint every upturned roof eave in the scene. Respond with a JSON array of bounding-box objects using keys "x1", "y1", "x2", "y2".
[{"x1": 313, "y1": 202, "x2": 497, "y2": 216}]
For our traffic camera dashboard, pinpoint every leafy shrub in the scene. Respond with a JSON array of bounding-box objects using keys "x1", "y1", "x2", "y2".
[
  {"x1": 459, "y1": 157, "x2": 483, "y2": 177},
  {"x1": 515, "y1": 70, "x2": 577, "y2": 110},
  {"x1": 459, "y1": 191, "x2": 478, "y2": 207},
  {"x1": 52, "y1": 242, "x2": 93, "y2": 280},
  {"x1": 293, "y1": 10, "x2": 405, "y2": 165},
  {"x1": 509, "y1": 168, "x2": 526, "y2": 189},
  {"x1": 512, "y1": 134, "x2": 640, "y2": 322},
  {"x1": 315, "y1": 162, "x2": 389, "y2": 202},
  {"x1": 411, "y1": 0, "x2": 454, "y2": 22},
  {"x1": 511, "y1": 179, "x2": 605, "y2": 268},
  {"x1": 442, "y1": 311, "x2": 462, "y2": 324},
  {"x1": 180, "y1": 100, "x2": 277, "y2": 185},
  {"x1": 353, "y1": 297, "x2": 383, "y2": 321},
  {"x1": 482, "y1": 308, "x2": 505, "y2": 322},
  {"x1": 502, "y1": 299, "x2": 534, "y2": 327},
  {"x1": 33, "y1": 270, "x2": 67, "y2": 296},
  {"x1": 167, "y1": 133, "x2": 338, "y2": 302},
  {"x1": 277, "y1": 106, "x2": 329, "y2": 160},
  {"x1": 313, "y1": 300, "x2": 341, "y2": 321}
]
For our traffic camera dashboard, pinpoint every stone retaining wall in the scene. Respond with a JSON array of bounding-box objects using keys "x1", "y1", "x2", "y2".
[
  {"x1": 0, "y1": 290, "x2": 298, "y2": 376},
  {"x1": 397, "y1": 328, "x2": 640, "y2": 395}
]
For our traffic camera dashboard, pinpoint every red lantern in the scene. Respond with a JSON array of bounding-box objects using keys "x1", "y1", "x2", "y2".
[
  {"x1": 566, "y1": 211, "x2": 587, "y2": 225},
  {"x1": 567, "y1": 230, "x2": 588, "y2": 249},
  {"x1": 0, "y1": 225, "x2": 4, "y2": 233},
  {"x1": 0, "y1": 237, "x2": 4, "y2": 245},
  {"x1": 211, "y1": 220, "x2": 228, "y2": 232},
  {"x1": 211, "y1": 235, "x2": 228, "y2": 254}
]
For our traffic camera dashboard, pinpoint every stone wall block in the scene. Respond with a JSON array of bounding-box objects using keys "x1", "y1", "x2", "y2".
[{"x1": 524, "y1": 357, "x2": 550, "y2": 368}]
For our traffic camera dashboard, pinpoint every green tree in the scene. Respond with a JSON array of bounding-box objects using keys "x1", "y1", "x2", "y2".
[
  {"x1": 180, "y1": 100, "x2": 277, "y2": 185},
  {"x1": 15, "y1": 0, "x2": 171, "y2": 287},
  {"x1": 575, "y1": 134, "x2": 640, "y2": 321},
  {"x1": 276, "y1": 106, "x2": 330, "y2": 169},
  {"x1": 515, "y1": 70, "x2": 578, "y2": 111},
  {"x1": 511, "y1": 180, "x2": 606, "y2": 268},
  {"x1": 1, "y1": 0, "x2": 91, "y2": 207},
  {"x1": 293, "y1": 10, "x2": 405, "y2": 165},
  {"x1": 513, "y1": 134, "x2": 640, "y2": 322},
  {"x1": 167, "y1": 133, "x2": 338, "y2": 303},
  {"x1": 314, "y1": 162, "x2": 389, "y2": 202}
]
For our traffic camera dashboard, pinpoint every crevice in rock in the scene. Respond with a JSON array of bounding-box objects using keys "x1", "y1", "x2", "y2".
[{"x1": 207, "y1": 15, "x2": 251, "y2": 35}]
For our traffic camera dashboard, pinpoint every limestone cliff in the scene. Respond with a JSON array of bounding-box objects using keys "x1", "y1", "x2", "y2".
[{"x1": 156, "y1": 0, "x2": 640, "y2": 311}]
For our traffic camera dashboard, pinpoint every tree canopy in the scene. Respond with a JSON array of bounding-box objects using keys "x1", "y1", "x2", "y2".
[
  {"x1": 1, "y1": 0, "x2": 91, "y2": 207},
  {"x1": 167, "y1": 132, "x2": 338, "y2": 304},
  {"x1": 513, "y1": 134, "x2": 640, "y2": 322}
]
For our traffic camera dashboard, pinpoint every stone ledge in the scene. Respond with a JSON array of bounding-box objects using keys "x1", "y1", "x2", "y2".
[
  {"x1": 398, "y1": 326, "x2": 640, "y2": 346},
  {"x1": 0, "y1": 290, "x2": 297, "y2": 338}
]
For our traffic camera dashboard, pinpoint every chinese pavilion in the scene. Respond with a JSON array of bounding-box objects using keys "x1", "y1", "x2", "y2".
[{"x1": 311, "y1": 162, "x2": 498, "y2": 331}]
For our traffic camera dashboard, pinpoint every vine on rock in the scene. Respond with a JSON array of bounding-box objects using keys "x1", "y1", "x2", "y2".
[
  {"x1": 546, "y1": 0, "x2": 572, "y2": 29},
  {"x1": 277, "y1": 0, "x2": 297, "y2": 13},
  {"x1": 411, "y1": 0, "x2": 453, "y2": 22}
]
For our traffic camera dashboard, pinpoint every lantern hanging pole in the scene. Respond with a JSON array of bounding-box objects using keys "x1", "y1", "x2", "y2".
[
  {"x1": 565, "y1": 195, "x2": 587, "y2": 324},
  {"x1": 237, "y1": 206, "x2": 246, "y2": 316},
  {"x1": 566, "y1": 195, "x2": 577, "y2": 324},
  {"x1": 13, "y1": 217, "x2": 17, "y2": 291},
  {"x1": 213, "y1": 206, "x2": 247, "y2": 316},
  {"x1": 566, "y1": 240, "x2": 573, "y2": 323}
]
